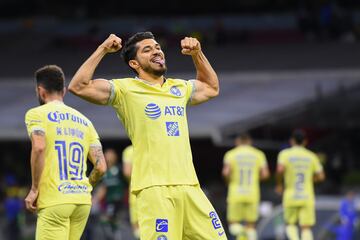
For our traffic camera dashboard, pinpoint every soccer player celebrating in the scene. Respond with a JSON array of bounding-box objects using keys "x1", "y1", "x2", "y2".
[
  {"x1": 24, "y1": 65, "x2": 107, "y2": 240},
  {"x1": 69, "y1": 32, "x2": 227, "y2": 239},
  {"x1": 222, "y1": 133, "x2": 269, "y2": 240},
  {"x1": 122, "y1": 145, "x2": 139, "y2": 239},
  {"x1": 276, "y1": 130, "x2": 325, "y2": 240}
]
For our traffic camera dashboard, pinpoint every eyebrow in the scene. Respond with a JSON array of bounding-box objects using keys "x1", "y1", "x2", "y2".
[{"x1": 141, "y1": 43, "x2": 161, "y2": 52}]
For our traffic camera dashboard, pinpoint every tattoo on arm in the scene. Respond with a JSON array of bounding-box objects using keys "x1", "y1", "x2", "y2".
[
  {"x1": 89, "y1": 145, "x2": 105, "y2": 187},
  {"x1": 33, "y1": 130, "x2": 45, "y2": 136}
]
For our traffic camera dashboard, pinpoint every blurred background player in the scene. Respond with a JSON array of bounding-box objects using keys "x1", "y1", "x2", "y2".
[
  {"x1": 24, "y1": 65, "x2": 107, "y2": 240},
  {"x1": 68, "y1": 32, "x2": 227, "y2": 239},
  {"x1": 276, "y1": 129, "x2": 325, "y2": 240},
  {"x1": 122, "y1": 144, "x2": 139, "y2": 239},
  {"x1": 222, "y1": 133, "x2": 269, "y2": 240},
  {"x1": 96, "y1": 148, "x2": 125, "y2": 238}
]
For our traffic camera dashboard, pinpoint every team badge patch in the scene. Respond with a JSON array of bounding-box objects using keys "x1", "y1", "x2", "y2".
[
  {"x1": 166, "y1": 122, "x2": 180, "y2": 136},
  {"x1": 170, "y1": 86, "x2": 182, "y2": 96},
  {"x1": 157, "y1": 235, "x2": 168, "y2": 240},
  {"x1": 156, "y1": 219, "x2": 168, "y2": 232}
]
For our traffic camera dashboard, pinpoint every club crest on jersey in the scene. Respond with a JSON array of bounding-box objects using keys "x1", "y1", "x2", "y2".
[
  {"x1": 156, "y1": 219, "x2": 168, "y2": 232},
  {"x1": 144, "y1": 103, "x2": 161, "y2": 120},
  {"x1": 170, "y1": 86, "x2": 182, "y2": 96},
  {"x1": 157, "y1": 235, "x2": 168, "y2": 240}
]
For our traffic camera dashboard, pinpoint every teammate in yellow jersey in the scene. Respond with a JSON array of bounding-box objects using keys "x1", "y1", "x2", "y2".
[
  {"x1": 222, "y1": 133, "x2": 269, "y2": 240},
  {"x1": 69, "y1": 32, "x2": 227, "y2": 239},
  {"x1": 24, "y1": 65, "x2": 107, "y2": 240},
  {"x1": 122, "y1": 145, "x2": 139, "y2": 239},
  {"x1": 276, "y1": 130, "x2": 325, "y2": 240}
]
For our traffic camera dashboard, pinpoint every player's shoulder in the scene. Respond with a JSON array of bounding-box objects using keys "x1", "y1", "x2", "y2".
[
  {"x1": 110, "y1": 77, "x2": 135, "y2": 88},
  {"x1": 111, "y1": 77, "x2": 135, "y2": 83},
  {"x1": 248, "y1": 145, "x2": 264, "y2": 155},
  {"x1": 25, "y1": 105, "x2": 46, "y2": 119},
  {"x1": 63, "y1": 104, "x2": 94, "y2": 126},
  {"x1": 278, "y1": 147, "x2": 292, "y2": 157},
  {"x1": 166, "y1": 78, "x2": 192, "y2": 86}
]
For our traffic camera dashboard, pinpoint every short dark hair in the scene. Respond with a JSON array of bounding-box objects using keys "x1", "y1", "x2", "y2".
[
  {"x1": 291, "y1": 129, "x2": 306, "y2": 144},
  {"x1": 121, "y1": 32, "x2": 155, "y2": 72},
  {"x1": 35, "y1": 65, "x2": 65, "y2": 93}
]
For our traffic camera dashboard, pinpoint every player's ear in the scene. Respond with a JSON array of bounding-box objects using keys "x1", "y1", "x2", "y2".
[{"x1": 129, "y1": 59, "x2": 140, "y2": 72}]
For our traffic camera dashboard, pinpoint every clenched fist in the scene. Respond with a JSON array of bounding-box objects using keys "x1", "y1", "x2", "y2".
[
  {"x1": 181, "y1": 37, "x2": 201, "y2": 56},
  {"x1": 100, "y1": 34, "x2": 122, "y2": 53}
]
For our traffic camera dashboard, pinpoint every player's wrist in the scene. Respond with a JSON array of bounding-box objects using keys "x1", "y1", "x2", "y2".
[{"x1": 30, "y1": 186, "x2": 39, "y2": 192}]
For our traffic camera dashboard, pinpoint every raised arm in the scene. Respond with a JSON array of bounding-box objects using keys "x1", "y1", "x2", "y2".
[
  {"x1": 68, "y1": 34, "x2": 122, "y2": 105},
  {"x1": 25, "y1": 130, "x2": 46, "y2": 213},
  {"x1": 88, "y1": 145, "x2": 107, "y2": 186},
  {"x1": 181, "y1": 37, "x2": 219, "y2": 105}
]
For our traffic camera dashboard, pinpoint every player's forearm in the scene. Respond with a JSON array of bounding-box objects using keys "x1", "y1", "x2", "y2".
[
  {"x1": 192, "y1": 51, "x2": 219, "y2": 96},
  {"x1": 69, "y1": 46, "x2": 107, "y2": 93},
  {"x1": 88, "y1": 145, "x2": 107, "y2": 186},
  {"x1": 89, "y1": 168, "x2": 105, "y2": 187},
  {"x1": 30, "y1": 148, "x2": 45, "y2": 191}
]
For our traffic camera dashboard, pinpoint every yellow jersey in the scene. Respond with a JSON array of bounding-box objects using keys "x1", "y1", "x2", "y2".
[
  {"x1": 278, "y1": 146, "x2": 323, "y2": 207},
  {"x1": 25, "y1": 101, "x2": 101, "y2": 209},
  {"x1": 122, "y1": 145, "x2": 134, "y2": 165},
  {"x1": 108, "y1": 78, "x2": 199, "y2": 192},
  {"x1": 224, "y1": 145, "x2": 267, "y2": 203}
]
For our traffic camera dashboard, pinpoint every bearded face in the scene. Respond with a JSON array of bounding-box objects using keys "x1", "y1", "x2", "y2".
[{"x1": 133, "y1": 39, "x2": 167, "y2": 77}]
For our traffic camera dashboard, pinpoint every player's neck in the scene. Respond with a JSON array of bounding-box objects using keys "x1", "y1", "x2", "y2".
[
  {"x1": 138, "y1": 72, "x2": 165, "y2": 86},
  {"x1": 44, "y1": 94, "x2": 64, "y2": 104}
]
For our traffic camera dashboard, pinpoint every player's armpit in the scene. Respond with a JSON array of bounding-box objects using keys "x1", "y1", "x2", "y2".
[
  {"x1": 69, "y1": 78, "x2": 111, "y2": 105},
  {"x1": 88, "y1": 144, "x2": 107, "y2": 186},
  {"x1": 190, "y1": 80, "x2": 219, "y2": 105}
]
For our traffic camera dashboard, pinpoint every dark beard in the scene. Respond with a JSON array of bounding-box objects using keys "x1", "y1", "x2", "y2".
[
  {"x1": 143, "y1": 64, "x2": 167, "y2": 77},
  {"x1": 38, "y1": 95, "x2": 45, "y2": 105}
]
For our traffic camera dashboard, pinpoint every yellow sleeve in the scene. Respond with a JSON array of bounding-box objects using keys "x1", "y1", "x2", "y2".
[
  {"x1": 107, "y1": 79, "x2": 126, "y2": 107},
  {"x1": 25, "y1": 108, "x2": 45, "y2": 137},
  {"x1": 313, "y1": 154, "x2": 323, "y2": 174},
  {"x1": 223, "y1": 151, "x2": 232, "y2": 165},
  {"x1": 122, "y1": 146, "x2": 133, "y2": 164},
  {"x1": 185, "y1": 80, "x2": 196, "y2": 105},
  {"x1": 277, "y1": 151, "x2": 287, "y2": 166},
  {"x1": 259, "y1": 151, "x2": 267, "y2": 168},
  {"x1": 89, "y1": 122, "x2": 101, "y2": 147}
]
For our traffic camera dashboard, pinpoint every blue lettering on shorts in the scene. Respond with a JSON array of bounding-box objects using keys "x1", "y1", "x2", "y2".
[
  {"x1": 166, "y1": 122, "x2": 179, "y2": 136},
  {"x1": 156, "y1": 219, "x2": 168, "y2": 232},
  {"x1": 157, "y1": 235, "x2": 168, "y2": 240},
  {"x1": 209, "y1": 211, "x2": 222, "y2": 230}
]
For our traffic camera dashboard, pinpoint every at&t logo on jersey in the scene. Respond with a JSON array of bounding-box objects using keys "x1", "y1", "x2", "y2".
[
  {"x1": 170, "y1": 86, "x2": 182, "y2": 96},
  {"x1": 144, "y1": 103, "x2": 161, "y2": 120},
  {"x1": 156, "y1": 219, "x2": 168, "y2": 232}
]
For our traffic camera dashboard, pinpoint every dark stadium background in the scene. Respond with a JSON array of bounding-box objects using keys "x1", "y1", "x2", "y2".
[{"x1": 0, "y1": 0, "x2": 360, "y2": 239}]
